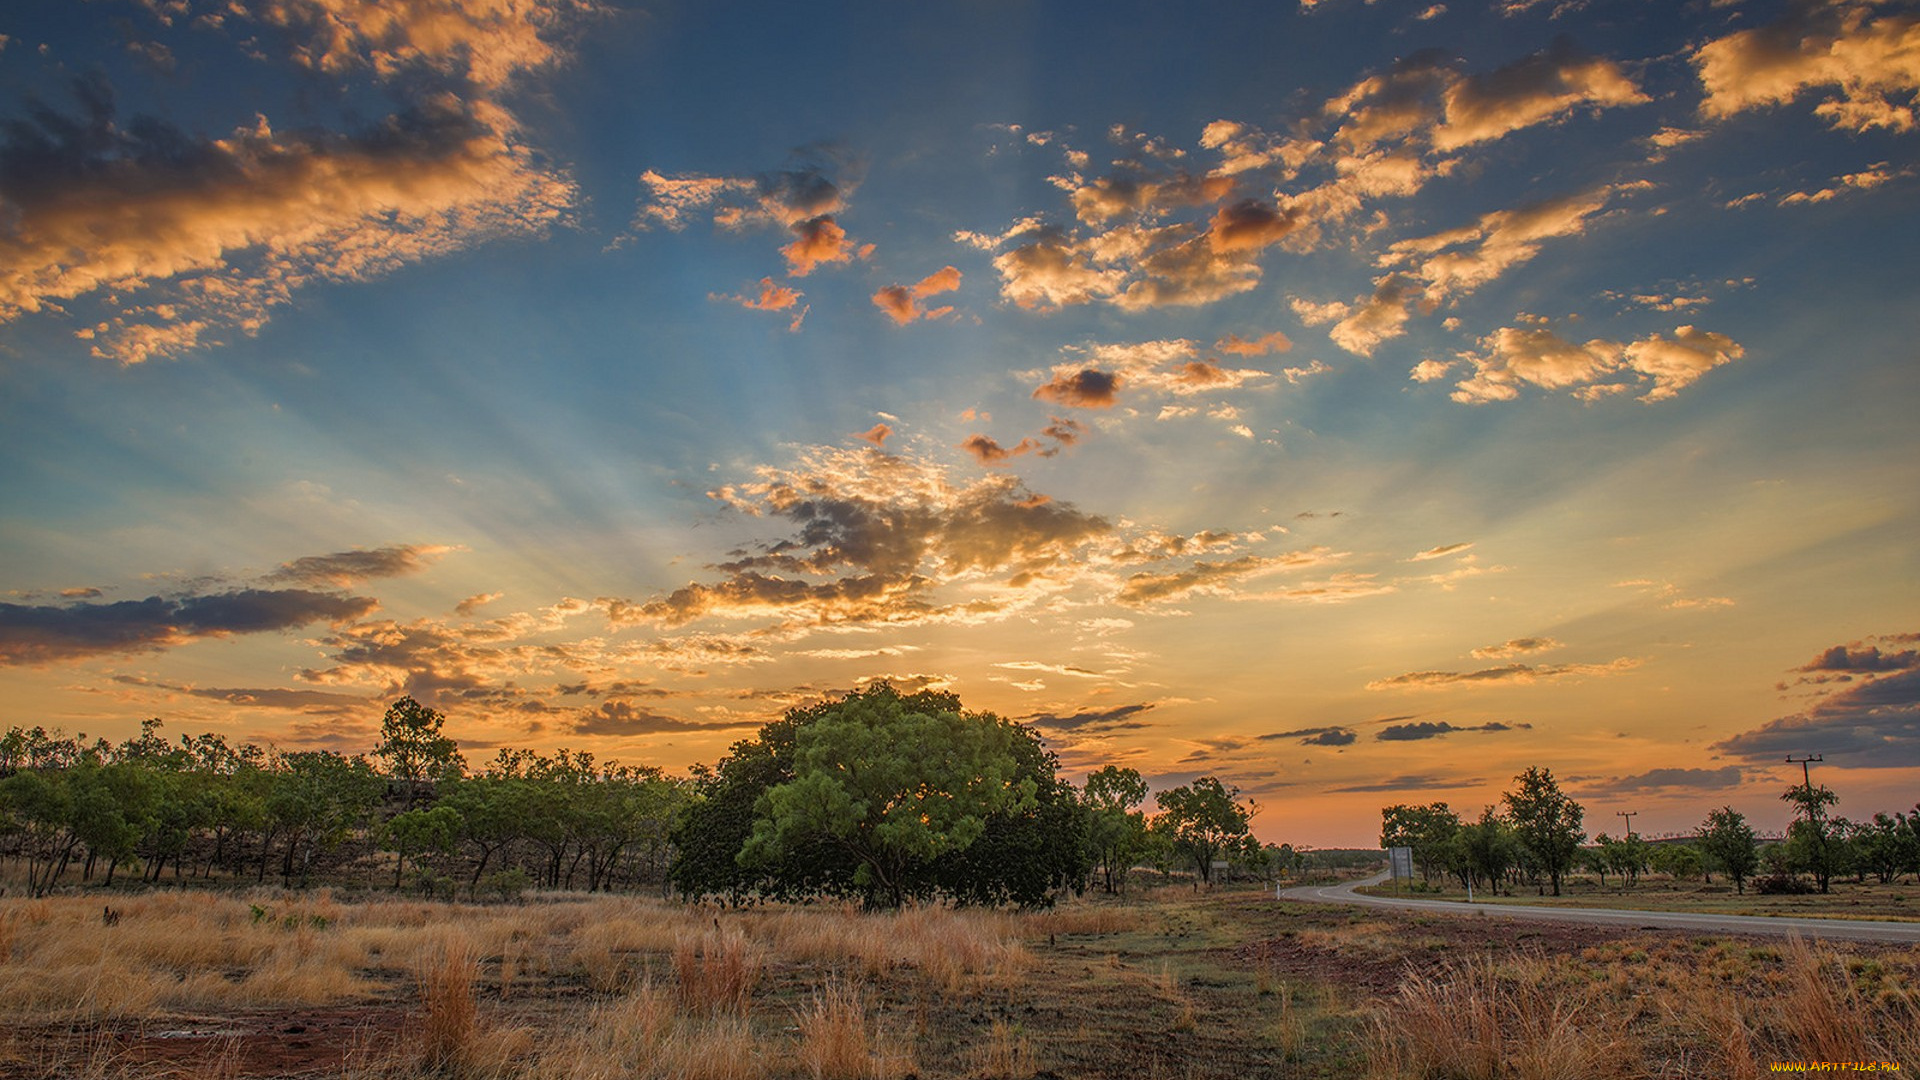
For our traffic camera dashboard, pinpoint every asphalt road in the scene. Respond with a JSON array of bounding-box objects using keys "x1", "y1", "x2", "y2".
[{"x1": 1276, "y1": 870, "x2": 1920, "y2": 944}]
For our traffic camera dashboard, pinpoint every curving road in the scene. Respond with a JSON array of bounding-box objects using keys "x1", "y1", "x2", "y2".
[{"x1": 1276, "y1": 870, "x2": 1920, "y2": 944}]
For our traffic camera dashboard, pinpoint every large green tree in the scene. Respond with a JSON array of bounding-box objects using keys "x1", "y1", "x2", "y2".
[
  {"x1": 1153, "y1": 776, "x2": 1254, "y2": 886},
  {"x1": 1501, "y1": 767, "x2": 1585, "y2": 896},
  {"x1": 741, "y1": 685, "x2": 1039, "y2": 907}
]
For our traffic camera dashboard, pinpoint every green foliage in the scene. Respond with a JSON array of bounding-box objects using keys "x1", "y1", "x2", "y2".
[
  {"x1": 1780, "y1": 781, "x2": 1841, "y2": 892},
  {"x1": 741, "y1": 684, "x2": 1040, "y2": 907},
  {"x1": 1153, "y1": 775, "x2": 1254, "y2": 885},
  {"x1": 671, "y1": 684, "x2": 1080, "y2": 908},
  {"x1": 1696, "y1": 806, "x2": 1760, "y2": 893},
  {"x1": 1501, "y1": 767, "x2": 1585, "y2": 896},
  {"x1": 1451, "y1": 806, "x2": 1518, "y2": 892},
  {"x1": 373, "y1": 697, "x2": 465, "y2": 804},
  {"x1": 1380, "y1": 803, "x2": 1462, "y2": 884},
  {"x1": 1083, "y1": 765, "x2": 1151, "y2": 894}
]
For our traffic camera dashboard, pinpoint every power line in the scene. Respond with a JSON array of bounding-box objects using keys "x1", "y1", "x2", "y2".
[{"x1": 1617, "y1": 810, "x2": 1637, "y2": 840}]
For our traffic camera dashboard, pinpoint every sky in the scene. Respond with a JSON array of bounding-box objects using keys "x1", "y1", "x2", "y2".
[{"x1": 1, "y1": 0, "x2": 1917, "y2": 847}]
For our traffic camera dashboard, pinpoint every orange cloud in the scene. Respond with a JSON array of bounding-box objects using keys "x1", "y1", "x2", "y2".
[
  {"x1": 1215, "y1": 331, "x2": 1293, "y2": 356},
  {"x1": 0, "y1": 91, "x2": 578, "y2": 363},
  {"x1": 854, "y1": 423, "x2": 892, "y2": 446},
  {"x1": 1032, "y1": 368, "x2": 1122, "y2": 408},
  {"x1": 1448, "y1": 324, "x2": 1744, "y2": 404},
  {"x1": 872, "y1": 265, "x2": 962, "y2": 324},
  {"x1": 1695, "y1": 0, "x2": 1920, "y2": 132},
  {"x1": 783, "y1": 215, "x2": 862, "y2": 277}
]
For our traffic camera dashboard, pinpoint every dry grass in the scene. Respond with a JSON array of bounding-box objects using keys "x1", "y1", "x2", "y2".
[
  {"x1": 671, "y1": 928, "x2": 762, "y2": 1014},
  {"x1": 969, "y1": 1019, "x2": 1038, "y2": 1079},
  {"x1": 794, "y1": 979, "x2": 914, "y2": 1080},
  {"x1": 1365, "y1": 931, "x2": 1920, "y2": 1080}
]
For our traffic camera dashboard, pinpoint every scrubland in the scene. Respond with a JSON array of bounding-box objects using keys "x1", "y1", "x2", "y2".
[{"x1": 0, "y1": 880, "x2": 1916, "y2": 1079}]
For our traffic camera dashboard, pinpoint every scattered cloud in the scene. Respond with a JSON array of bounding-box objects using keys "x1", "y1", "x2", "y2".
[
  {"x1": 0, "y1": 588, "x2": 377, "y2": 666},
  {"x1": 1582, "y1": 766, "x2": 1745, "y2": 795},
  {"x1": 1695, "y1": 0, "x2": 1920, "y2": 133},
  {"x1": 1367, "y1": 657, "x2": 1641, "y2": 690},
  {"x1": 1716, "y1": 632, "x2": 1920, "y2": 767},
  {"x1": 1446, "y1": 324, "x2": 1744, "y2": 404},
  {"x1": 266, "y1": 545, "x2": 453, "y2": 588},
  {"x1": 1471, "y1": 637, "x2": 1562, "y2": 660},
  {"x1": 1260, "y1": 725, "x2": 1359, "y2": 746},
  {"x1": 1376, "y1": 719, "x2": 1531, "y2": 740},
  {"x1": 1329, "y1": 773, "x2": 1479, "y2": 794},
  {"x1": 1409, "y1": 542, "x2": 1474, "y2": 562},
  {"x1": 872, "y1": 265, "x2": 963, "y2": 324}
]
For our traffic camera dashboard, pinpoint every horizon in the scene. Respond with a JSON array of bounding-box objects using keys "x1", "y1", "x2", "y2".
[{"x1": 2, "y1": 0, "x2": 1916, "y2": 849}]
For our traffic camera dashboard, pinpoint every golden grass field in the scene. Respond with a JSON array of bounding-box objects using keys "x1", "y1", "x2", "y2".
[{"x1": 1, "y1": 879, "x2": 1916, "y2": 1079}]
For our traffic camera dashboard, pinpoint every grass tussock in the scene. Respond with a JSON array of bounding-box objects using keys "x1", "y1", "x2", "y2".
[
  {"x1": 672, "y1": 928, "x2": 762, "y2": 1015},
  {"x1": 796, "y1": 979, "x2": 915, "y2": 1080}
]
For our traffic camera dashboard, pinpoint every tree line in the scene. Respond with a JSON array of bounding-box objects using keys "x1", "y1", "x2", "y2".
[
  {"x1": 1381, "y1": 766, "x2": 1920, "y2": 897},
  {"x1": 0, "y1": 684, "x2": 1311, "y2": 906}
]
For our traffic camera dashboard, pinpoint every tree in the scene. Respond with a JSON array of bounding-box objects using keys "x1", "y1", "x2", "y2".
[
  {"x1": 1696, "y1": 806, "x2": 1759, "y2": 894},
  {"x1": 740, "y1": 684, "x2": 1040, "y2": 908},
  {"x1": 1452, "y1": 806, "x2": 1518, "y2": 893},
  {"x1": 1380, "y1": 803, "x2": 1462, "y2": 884},
  {"x1": 1502, "y1": 767, "x2": 1585, "y2": 896},
  {"x1": 1781, "y1": 780, "x2": 1840, "y2": 893},
  {"x1": 1083, "y1": 765, "x2": 1151, "y2": 894},
  {"x1": 1153, "y1": 776, "x2": 1254, "y2": 886},
  {"x1": 372, "y1": 697, "x2": 464, "y2": 807}
]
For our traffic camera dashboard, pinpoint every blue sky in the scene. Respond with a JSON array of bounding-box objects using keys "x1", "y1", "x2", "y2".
[{"x1": 2, "y1": 0, "x2": 1917, "y2": 844}]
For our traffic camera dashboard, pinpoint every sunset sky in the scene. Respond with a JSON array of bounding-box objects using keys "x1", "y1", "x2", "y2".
[{"x1": 3, "y1": 0, "x2": 1917, "y2": 846}]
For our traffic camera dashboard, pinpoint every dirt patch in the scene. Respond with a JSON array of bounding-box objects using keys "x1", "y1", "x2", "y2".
[{"x1": 3, "y1": 1004, "x2": 408, "y2": 1079}]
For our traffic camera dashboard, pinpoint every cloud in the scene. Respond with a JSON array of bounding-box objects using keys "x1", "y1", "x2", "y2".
[
  {"x1": 1382, "y1": 186, "x2": 1625, "y2": 303},
  {"x1": 1293, "y1": 275, "x2": 1419, "y2": 356},
  {"x1": 1376, "y1": 719, "x2": 1531, "y2": 740},
  {"x1": 1715, "y1": 631, "x2": 1920, "y2": 766},
  {"x1": 1779, "y1": 162, "x2": 1908, "y2": 205},
  {"x1": 1367, "y1": 657, "x2": 1640, "y2": 690},
  {"x1": 632, "y1": 150, "x2": 869, "y2": 283},
  {"x1": 1032, "y1": 368, "x2": 1122, "y2": 408},
  {"x1": 571, "y1": 701, "x2": 759, "y2": 737},
  {"x1": 1429, "y1": 37, "x2": 1648, "y2": 150},
  {"x1": 1024, "y1": 703, "x2": 1156, "y2": 732},
  {"x1": 872, "y1": 265, "x2": 962, "y2": 324},
  {"x1": 1117, "y1": 550, "x2": 1331, "y2": 606},
  {"x1": 1409, "y1": 542, "x2": 1474, "y2": 562},
  {"x1": 608, "y1": 446, "x2": 1114, "y2": 630},
  {"x1": 1583, "y1": 766, "x2": 1745, "y2": 795},
  {"x1": 266, "y1": 544, "x2": 453, "y2": 588},
  {"x1": 0, "y1": 588, "x2": 377, "y2": 666},
  {"x1": 719, "y1": 277, "x2": 805, "y2": 317},
  {"x1": 1447, "y1": 325, "x2": 1744, "y2": 404},
  {"x1": 1328, "y1": 773, "x2": 1478, "y2": 794},
  {"x1": 1215, "y1": 331, "x2": 1292, "y2": 356},
  {"x1": 1260, "y1": 725, "x2": 1359, "y2": 746},
  {"x1": 1471, "y1": 637, "x2": 1562, "y2": 660},
  {"x1": 0, "y1": 77, "x2": 578, "y2": 362},
  {"x1": 1031, "y1": 338, "x2": 1271, "y2": 411},
  {"x1": 960, "y1": 433, "x2": 1045, "y2": 466},
  {"x1": 454, "y1": 593, "x2": 504, "y2": 616},
  {"x1": 854, "y1": 423, "x2": 893, "y2": 447},
  {"x1": 1695, "y1": 0, "x2": 1920, "y2": 133}
]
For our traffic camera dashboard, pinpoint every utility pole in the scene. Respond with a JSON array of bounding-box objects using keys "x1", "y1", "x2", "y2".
[
  {"x1": 1617, "y1": 811, "x2": 1637, "y2": 839},
  {"x1": 1786, "y1": 753, "x2": 1822, "y2": 790}
]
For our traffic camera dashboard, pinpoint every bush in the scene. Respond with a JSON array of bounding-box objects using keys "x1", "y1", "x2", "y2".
[{"x1": 1754, "y1": 873, "x2": 1814, "y2": 895}]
